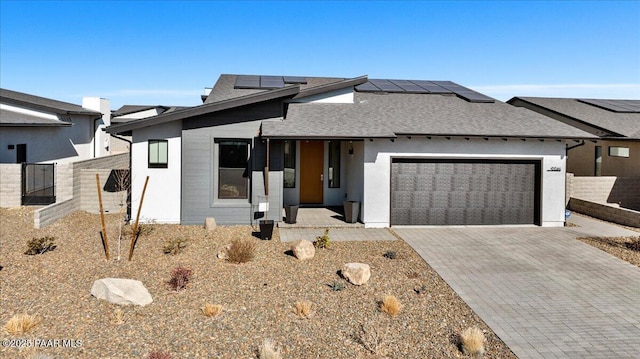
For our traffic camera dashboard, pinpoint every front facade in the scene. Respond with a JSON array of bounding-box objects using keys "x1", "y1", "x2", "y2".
[
  {"x1": 108, "y1": 75, "x2": 596, "y2": 228},
  {"x1": 508, "y1": 97, "x2": 640, "y2": 177}
]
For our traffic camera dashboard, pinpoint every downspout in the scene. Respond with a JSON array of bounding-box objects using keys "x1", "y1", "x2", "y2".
[{"x1": 110, "y1": 132, "x2": 133, "y2": 221}]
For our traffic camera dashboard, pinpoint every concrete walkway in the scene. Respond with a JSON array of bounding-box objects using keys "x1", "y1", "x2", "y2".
[
  {"x1": 279, "y1": 227, "x2": 396, "y2": 242},
  {"x1": 394, "y1": 216, "x2": 640, "y2": 358}
]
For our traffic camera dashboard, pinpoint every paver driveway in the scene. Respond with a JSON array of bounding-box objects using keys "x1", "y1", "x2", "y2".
[{"x1": 394, "y1": 218, "x2": 640, "y2": 359}]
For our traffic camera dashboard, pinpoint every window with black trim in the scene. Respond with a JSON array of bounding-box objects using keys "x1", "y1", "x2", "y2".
[
  {"x1": 284, "y1": 140, "x2": 296, "y2": 188},
  {"x1": 218, "y1": 140, "x2": 250, "y2": 199},
  {"x1": 608, "y1": 146, "x2": 629, "y2": 158},
  {"x1": 328, "y1": 141, "x2": 340, "y2": 188},
  {"x1": 148, "y1": 140, "x2": 168, "y2": 168}
]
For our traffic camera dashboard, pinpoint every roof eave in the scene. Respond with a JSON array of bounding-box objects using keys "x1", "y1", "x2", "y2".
[{"x1": 106, "y1": 85, "x2": 300, "y2": 134}]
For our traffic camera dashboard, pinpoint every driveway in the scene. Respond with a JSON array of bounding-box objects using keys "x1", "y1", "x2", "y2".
[{"x1": 394, "y1": 217, "x2": 640, "y2": 359}]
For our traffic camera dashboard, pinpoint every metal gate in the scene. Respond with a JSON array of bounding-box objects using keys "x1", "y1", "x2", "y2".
[{"x1": 22, "y1": 163, "x2": 56, "y2": 205}]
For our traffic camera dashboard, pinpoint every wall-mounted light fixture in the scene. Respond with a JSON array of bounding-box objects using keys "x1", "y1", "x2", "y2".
[
  {"x1": 8, "y1": 145, "x2": 15, "y2": 150},
  {"x1": 348, "y1": 141, "x2": 353, "y2": 155}
]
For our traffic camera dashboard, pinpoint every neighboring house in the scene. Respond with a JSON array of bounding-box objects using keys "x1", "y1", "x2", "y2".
[
  {"x1": 106, "y1": 74, "x2": 595, "y2": 228},
  {"x1": 508, "y1": 97, "x2": 640, "y2": 177},
  {"x1": 0, "y1": 88, "x2": 111, "y2": 164},
  {"x1": 110, "y1": 105, "x2": 188, "y2": 154}
]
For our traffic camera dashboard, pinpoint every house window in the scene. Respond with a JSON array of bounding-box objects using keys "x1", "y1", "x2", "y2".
[
  {"x1": 284, "y1": 140, "x2": 296, "y2": 188},
  {"x1": 148, "y1": 140, "x2": 168, "y2": 168},
  {"x1": 608, "y1": 146, "x2": 629, "y2": 158},
  {"x1": 217, "y1": 140, "x2": 250, "y2": 199},
  {"x1": 328, "y1": 141, "x2": 340, "y2": 188}
]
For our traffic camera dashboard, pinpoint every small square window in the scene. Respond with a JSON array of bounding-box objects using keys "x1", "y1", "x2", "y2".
[
  {"x1": 148, "y1": 140, "x2": 168, "y2": 168},
  {"x1": 608, "y1": 146, "x2": 629, "y2": 158}
]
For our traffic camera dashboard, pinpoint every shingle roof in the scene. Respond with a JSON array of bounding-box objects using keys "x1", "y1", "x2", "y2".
[
  {"x1": 262, "y1": 92, "x2": 597, "y2": 139},
  {"x1": 112, "y1": 105, "x2": 167, "y2": 117},
  {"x1": 0, "y1": 88, "x2": 101, "y2": 116},
  {"x1": 509, "y1": 97, "x2": 640, "y2": 139},
  {"x1": 204, "y1": 74, "x2": 353, "y2": 104},
  {"x1": 0, "y1": 108, "x2": 72, "y2": 127}
]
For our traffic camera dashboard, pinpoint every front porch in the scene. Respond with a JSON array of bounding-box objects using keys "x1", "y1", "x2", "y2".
[{"x1": 277, "y1": 206, "x2": 363, "y2": 228}]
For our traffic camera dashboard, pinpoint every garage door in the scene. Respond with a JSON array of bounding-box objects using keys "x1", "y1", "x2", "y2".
[{"x1": 391, "y1": 159, "x2": 540, "y2": 225}]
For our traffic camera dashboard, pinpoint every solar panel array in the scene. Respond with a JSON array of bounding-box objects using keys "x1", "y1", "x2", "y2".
[
  {"x1": 234, "y1": 75, "x2": 308, "y2": 89},
  {"x1": 578, "y1": 99, "x2": 640, "y2": 113},
  {"x1": 355, "y1": 79, "x2": 495, "y2": 103}
]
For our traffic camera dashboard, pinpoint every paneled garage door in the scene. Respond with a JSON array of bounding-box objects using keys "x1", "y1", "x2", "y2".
[{"x1": 391, "y1": 159, "x2": 540, "y2": 225}]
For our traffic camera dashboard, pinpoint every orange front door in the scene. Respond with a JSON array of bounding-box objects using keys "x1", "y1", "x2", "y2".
[{"x1": 300, "y1": 141, "x2": 323, "y2": 204}]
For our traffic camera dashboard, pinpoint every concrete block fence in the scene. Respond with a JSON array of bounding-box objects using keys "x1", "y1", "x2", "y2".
[
  {"x1": 0, "y1": 164, "x2": 21, "y2": 207},
  {"x1": 34, "y1": 153, "x2": 129, "y2": 228}
]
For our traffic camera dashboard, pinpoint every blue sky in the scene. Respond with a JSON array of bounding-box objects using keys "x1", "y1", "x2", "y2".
[{"x1": 1, "y1": 1, "x2": 639, "y2": 109}]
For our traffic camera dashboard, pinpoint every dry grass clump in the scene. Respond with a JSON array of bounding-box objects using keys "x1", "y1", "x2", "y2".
[
  {"x1": 459, "y1": 326, "x2": 485, "y2": 357},
  {"x1": 109, "y1": 308, "x2": 126, "y2": 325},
  {"x1": 379, "y1": 295, "x2": 402, "y2": 316},
  {"x1": 167, "y1": 266, "x2": 192, "y2": 292},
  {"x1": 227, "y1": 238, "x2": 256, "y2": 264},
  {"x1": 293, "y1": 300, "x2": 314, "y2": 319},
  {"x1": 259, "y1": 338, "x2": 282, "y2": 359},
  {"x1": 163, "y1": 237, "x2": 188, "y2": 255},
  {"x1": 4, "y1": 313, "x2": 40, "y2": 334},
  {"x1": 201, "y1": 303, "x2": 223, "y2": 317}
]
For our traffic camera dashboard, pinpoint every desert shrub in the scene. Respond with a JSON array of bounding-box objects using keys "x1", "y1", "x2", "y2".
[
  {"x1": 383, "y1": 250, "x2": 398, "y2": 259},
  {"x1": 167, "y1": 266, "x2": 192, "y2": 292},
  {"x1": 357, "y1": 320, "x2": 389, "y2": 356},
  {"x1": 227, "y1": 238, "x2": 256, "y2": 264},
  {"x1": 24, "y1": 236, "x2": 56, "y2": 255},
  {"x1": 5, "y1": 313, "x2": 40, "y2": 334},
  {"x1": 459, "y1": 327, "x2": 485, "y2": 357},
  {"x1": 163, "y1": 237, "x2": 188, "y2": 255},
  {"x1": 379, "y1": 295, "x2": 402, "y2": 316},
  {"x1": 313, "y1": 228, "x2": 331, "y2": 249},
  {"x1": 328, "y1": 281, "x2": 345, "y2": 291},
  {"x1": 202, "y1": 303, "x2": 223, "y2": 317},
  {"x1": 406, "y1": 271, "x2": 420, "y2": 279},
  {"x1": 293, "y1": 301, "x2": 314, "y2": 319},
  {"x1": 110, "y1": 308, "x2": 126, "y2": 325},
  {"x1": 147, "y1": 351, "x2": 171, "y2": 359},
  {"x1": 259, "y1": 339, "x2": 282, "y2": 359}
]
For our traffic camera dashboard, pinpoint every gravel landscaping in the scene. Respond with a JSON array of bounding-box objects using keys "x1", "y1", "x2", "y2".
[{"x1": 1, "y1": 207, "x2": 516, "y2": 358}]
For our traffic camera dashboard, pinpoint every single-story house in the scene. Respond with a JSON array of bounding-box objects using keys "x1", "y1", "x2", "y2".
[
  {"x1": 508, "y1": 97, "x2": 640, "y2": 177},
  {"x1": 0, "y1": 88, "x2": 112, "y2": 164},
  {"x1": 106, "y1": 74, "x2": 596, "y2": 228}
]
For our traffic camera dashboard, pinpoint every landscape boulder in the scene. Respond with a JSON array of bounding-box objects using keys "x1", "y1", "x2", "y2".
[
  {"x1": 91, "y1": 278, "x2": 153, "y2": 306},
  {"x1": 291, "y1": 239, "x2": 315, "y2": 260},
  {"x1": 342, "y1": 263, "x2": 371, "y2": 285},
  {"x1": 217, "y1": 244, "x2": 231, "y2": 259},
  {"x1": 205, "y1": 217, "x2": 217, "y2": 231}
]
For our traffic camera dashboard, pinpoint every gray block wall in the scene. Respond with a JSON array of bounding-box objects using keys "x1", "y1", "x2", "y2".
[
  {"x1": 34, "y1": 153, "x2": 129, "y2": 228},
  {"x1": 568, "y1": 176, "x2": 640, "y2": 210},
  {"x1": 0, "y1": 164, "x2": 21, "y2": 207}
]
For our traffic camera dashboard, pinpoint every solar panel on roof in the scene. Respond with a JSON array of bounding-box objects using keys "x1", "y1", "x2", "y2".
[
  {"x1": 355, "y1": 82, "x2": 383, "y2": 92},
  {"x1": 455, "y1": 91, "x2": 495, "y2": 103},
  {"x1": 410, "y1": 80, "x2": 452, "y2": 94},
  {"x1": 260, "y1": 76, "x2": 285, "y2": 88},
  {"x1": 389, "y1": 80, "x2": 430, "y2": 93},
  {"x1": 283, "y1": 76, "x2": 307, "y2": 84},
  {"x1": 369, "y1": 79, "x2": 404, "y2": 92},
  {"x1": 234, "y1": 75, "x2": 261, "y2": 89},
  {"x1": 579, "y1": 99, "x2": 640, "y2": 113}
]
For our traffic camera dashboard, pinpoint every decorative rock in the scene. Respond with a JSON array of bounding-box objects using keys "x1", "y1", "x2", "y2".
[
  {"x1": 291, "y1": 240, "x2": 315, "y2": 260},
  {"x1": 205, "y1": 217, "x2": 217, "y2": 231},
  {"x1": 91, "y1": 278, "x2": 152, "y2": 306},
  {"x1": 217, "y1": 244, "x2": 231, "y2": 259},
  {"x1": 342, "y1": 263, "x2": 371, "y2": 285}
]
